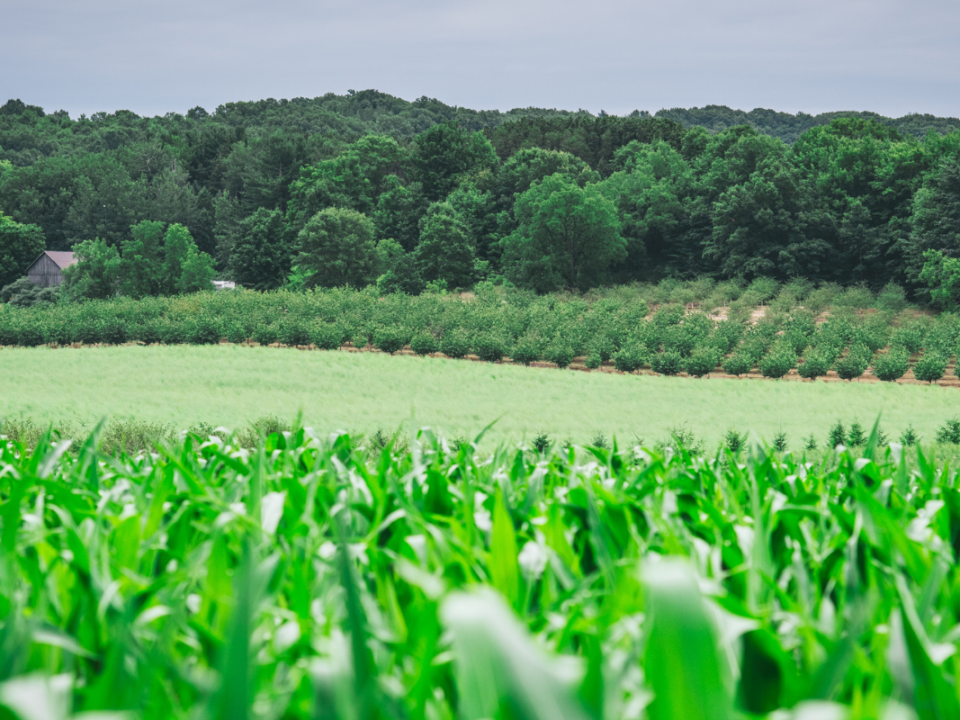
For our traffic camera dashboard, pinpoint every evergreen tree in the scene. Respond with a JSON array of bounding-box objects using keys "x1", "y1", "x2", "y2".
[
  {"x1": 232, "y1": 207, "x2": 289, "y2": 290},
  {"x1": 414, "y1": 203, "x2": 476, "y2": 289}
]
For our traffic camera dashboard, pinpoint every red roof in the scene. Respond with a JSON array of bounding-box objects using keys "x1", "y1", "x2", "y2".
[{"x1": 42, "y1": 251, "x2": 77, "y2": 269}]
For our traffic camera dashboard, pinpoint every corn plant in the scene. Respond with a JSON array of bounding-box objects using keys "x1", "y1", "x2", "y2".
[{"x1": 1, "y1": 421, "x2": 960, "y2": 720}]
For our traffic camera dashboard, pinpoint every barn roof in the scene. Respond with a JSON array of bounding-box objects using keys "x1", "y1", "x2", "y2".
[{"x1": 30, "y1": 251, "x2": 77, "y2": 270}]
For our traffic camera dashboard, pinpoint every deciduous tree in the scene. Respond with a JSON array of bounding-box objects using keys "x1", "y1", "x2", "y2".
[
  {"x1": 0, "y1": 212, "x2": 44, "y2": 288},
  {"x1": 61, "y1": 237, "x2": 120, "y2": 300},
  {"x1": 297, "y1": 207, "x2": 379, "y2": 288},
  {"x1": 501, "y1": 174, "x2": 625, "y2": 292}
]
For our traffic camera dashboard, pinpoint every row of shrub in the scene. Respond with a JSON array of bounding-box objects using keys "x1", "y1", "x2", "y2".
[{"x1": 2, "y1": 286, "x2": 959, "y2": 380}]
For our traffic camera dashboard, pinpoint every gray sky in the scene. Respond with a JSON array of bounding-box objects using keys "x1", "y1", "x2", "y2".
[{"x1": 3, "y1": 0, "x2": 959, "y2": 119}]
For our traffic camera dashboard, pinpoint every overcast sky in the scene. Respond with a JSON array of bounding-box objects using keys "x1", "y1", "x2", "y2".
[{"x1": 3, "y1": 0, "x2": 959, "y2": 119}]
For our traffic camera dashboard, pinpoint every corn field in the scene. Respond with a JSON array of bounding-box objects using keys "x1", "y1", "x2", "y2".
[{"x1": 1, "y1": 423, "x2": 958, "y2": 719}]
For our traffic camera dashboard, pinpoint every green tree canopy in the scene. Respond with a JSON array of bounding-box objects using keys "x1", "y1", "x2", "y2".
[
  {"x1": 177, "y1": 242, "x2": 216, "y2": 293},
  {"x1": 414, "y1": 203, "x2": 476, "y2": 289},
  {"x1": 287, "y1": 135, "x2": 404, "y2": 236},
  {"x1": 903, "y1": 161, "x2": 960, "y2": 292},
  {"x1": 409, "y1": 122, "x2": 499, "y2": 201},
  {"x1": 296, "y1": 207, "x2": 379, "y2": 288},
  {"x1": 120, "y1": 220, "x2": 164, "y2": 298},
  {"x1": 920, "y1": 249, "x2": 960, "y2": 310},
  {"x1": 501, "y1": 174, "x2": 625, "y2": 292},
  {"x1": 373, "y1": 176, "x2": 428, "y2": 251},
  {"x1": 232, "y1": 207, "x2": 289, "y2": 290},
  {"x1": 61, "y1": 237, "x2": 120, "y2": 300},
  {"x1": 704, "y1": 156, "x2": 830, "y2": 279},
  {"x1": 0, "y1": 212, "x2": 44, "y2": 288},
  {"x1": 161, "y1": 223, "x2": 214, "y2": 294},
  {"x1": 599, "y1": 141, "x2": 696, "y2": 279}
]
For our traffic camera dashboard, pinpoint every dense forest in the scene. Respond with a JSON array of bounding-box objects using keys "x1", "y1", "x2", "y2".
[{"x1": 2, "y1": 89, "x2": 960, "y2": 303}]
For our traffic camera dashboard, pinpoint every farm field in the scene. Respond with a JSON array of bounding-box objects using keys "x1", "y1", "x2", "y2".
[
  {"x1": 0, "y1": 420, "x2": 955, "y2": 718},
  {"x1": 2, "y1": 344, "x2": 959, "y2": 447}
]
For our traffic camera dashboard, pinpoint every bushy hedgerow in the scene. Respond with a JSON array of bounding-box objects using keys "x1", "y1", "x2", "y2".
[
  {"x1": 187, "y1": 314, "x2": 224, "y2": 345},
  {"x1": 223, "y1": 319, "x2": 249, "y2": 344},
  {"x1": 349, "y1": 325, "x2": 372, "y2": 349},
  {"x1": 797, "y1": 348, "x2": 830, "y2": 379},
  {"x1": 510, "y1": 334, "x2": 543, "y2": 365},
  {"x1": 651, "y1": 349, "x2": 682, "y2": 376},
  {"x1": 759, "y1": 345, "x2": 797, "y2": 379},
  {"x1": 440, "y1": 328, "x2": 470, "y2": 359},
  {"x1": 711, "y1": 320, "x2": 745, "y2": 354},
  {"x1": 722, "y1": 352, "x2": 753, "y2": 377},
  {"x1": 872, "y1": 348, "x2": 910, "y2": 382},
  {"x1": 3, "y1": 288, "x2": 960, "y2": 394},
  {"x1": 158, "y1": 318, "x2": 188, "y2": 345},
  {"x1": 313, "y1": 322, "x2": 344, "y2": 350},
  {"x1": 924, "y1": 317, "x2": 960, "y2": 357},
  {"x1": 410, "y1": 331, "x2": 439, "y2": 356},
  {"x1": 587, "y1": 335, "x2": 616, "y2": 363},
  {"x1": 890, "y1": 322, "x2": 927, "y2": 354},
  {"x1": 279, "y1": 318, "x2": 312, "y2": 347},
  {"x1": 252, "y1": 322, "x2": 279, "y2": 346},
  {"x1": 739, "y1": 336, "x2": 769, "y2": 365},
  {"x1": 612, "y1": 343, "x2": 647, "y2": 373},
  {"x1": 473, "y1": 332, "x2": 506, "y2": 363},
  {"x1": 683, "y1": 345, "x2": 722, "y2": 378},
  {"x1": 373, "y1": 325, "x2": 408, "y2": 354},
  {"x1": 852, "y1": 319, "x2": 888, "y2": 353},
  {"x1": 545, "y1": 341, "x2": 575, "y2": 369},
  {"x1": 913, "y1": 352, "x2": 947, "y2": 384},
  {"x1": 834, "y1": 345, "x2": 872, "y2": 381}
]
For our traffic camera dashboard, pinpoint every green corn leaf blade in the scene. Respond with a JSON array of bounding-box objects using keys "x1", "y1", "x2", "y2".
[
  {"x1": 857, "y1": 486, "x2": 929, "y2": 582},
  {"x1": 583, "y1": 481, "x2": 616, "y2": 584},
  {"x1": 142, "y1": 467, "x2": 173, "y2": 539},
  {"x1": 577, "y1": 633, "x2": 604, "y2": 720},
  {"x1": 543, "y1": 505, "x2": 581, "y2": 579},
  {"x1": 440, "y1": 589, "x2": 591, "y2": 720},
  {"x1": 245, "y1": 444, "x2": 265, "y2": 521},
  {"x1": 111, "y1": 514, "x2": 140, "y2": 573},
  {"x1": 642, "y1": 559, "x2": 730, "y2": 720},
  {"x1": 336, "y1": 516, "x2": 378, "y2": 720},
  {"x1": 210, "y1": 540, "x2": 255, "y2": 720},
  {"x1": 893, "y1": 575, "x2": 960, "y2": 720},
  {"x1": 491, "y1": 488, "x2": 520, "y2": 609},
  {"x1": 807, "y1": 635, "x2": 857, "y2": 703},
  {"x1": 735, "y1": 627, "x2": 802, "y2": 713},
  {"x1": 863, "y1": 416, "x2": 882, "y2": 461},
  {"x1": 471, "y1": 417, "x2": 500, "y2": 449},
  {"x1": 81, "y1": 640, "x2": 136, "y2": 712}
]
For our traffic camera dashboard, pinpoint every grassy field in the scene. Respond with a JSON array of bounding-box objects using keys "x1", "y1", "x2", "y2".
[{"x1": 2, "y1": 344, "x2": 958, "y2": 447}]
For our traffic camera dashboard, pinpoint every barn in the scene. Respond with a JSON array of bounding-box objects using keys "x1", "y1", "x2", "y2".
[{"x1": 26, "y1": 251, "x2": 77, "y2": 287}]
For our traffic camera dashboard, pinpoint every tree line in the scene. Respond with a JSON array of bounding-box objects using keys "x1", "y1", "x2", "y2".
[{"x1": 1, "y1": 91, "x2": 960, "y2": 305}]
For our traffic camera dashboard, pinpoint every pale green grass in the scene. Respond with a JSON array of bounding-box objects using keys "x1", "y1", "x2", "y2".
[{"x1": 0, "y1": 345, "x2": 956, "y2": 447}]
